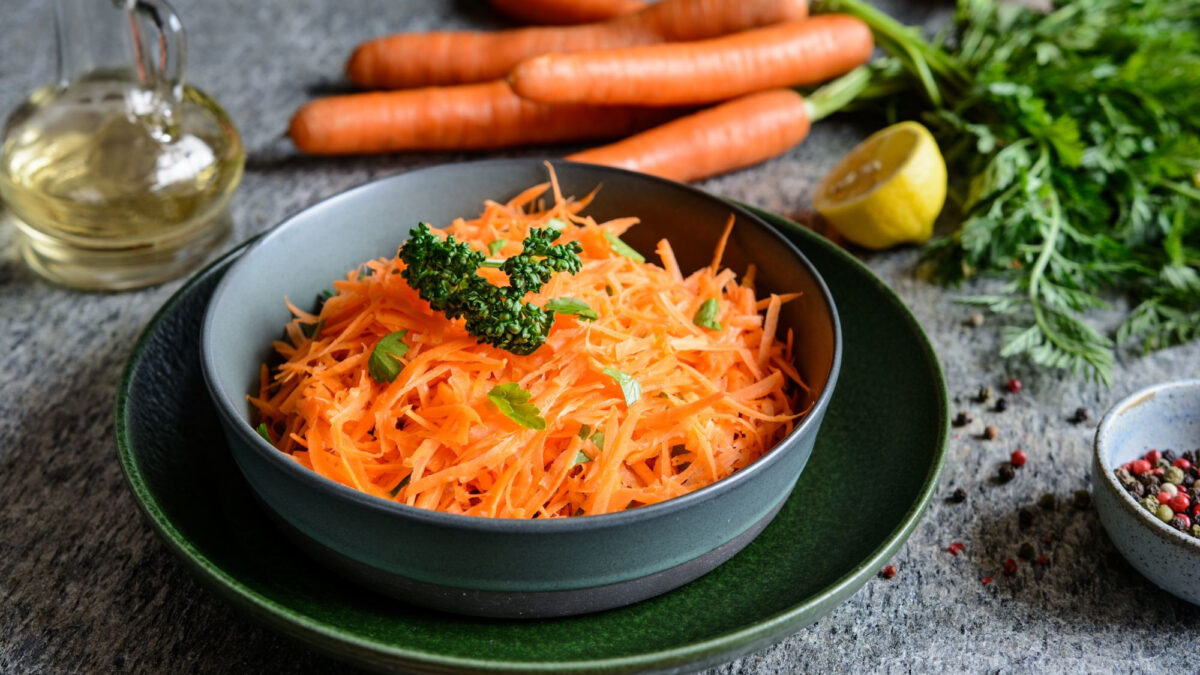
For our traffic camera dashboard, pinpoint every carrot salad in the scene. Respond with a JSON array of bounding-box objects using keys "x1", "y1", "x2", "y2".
[{"x1": 251, "y1": 172, "x2": 807, "y2": 518}]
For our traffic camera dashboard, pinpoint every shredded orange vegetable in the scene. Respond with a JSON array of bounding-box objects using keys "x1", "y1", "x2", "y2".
[{"x1": 251, "y1": 172, "x2": 807, "y2": 518}]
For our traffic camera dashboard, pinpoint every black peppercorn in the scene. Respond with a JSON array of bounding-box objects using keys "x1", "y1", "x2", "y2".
[
  {"x1": 994, "y1": 397, "x2": 1008, "y2": 412},
  {"x1": 1164, "y1": 449, "x2": 1178, "y2": 463},
  {"x1": 1018, "y1": 542, "x2": 1036, "y2": 560},
  {"x1": 1172, "y1": 515, "x2": 1190, "y2": 532},
  {"x1": 1018, "y1": 507, "x2": 1034, "y2": 528},
  {"x1": 953, "y1": 411, "x2": 972, "y2": 427},
  {"x1": 1068, "y1": 407, "x2": 1089, "y2": 424},
  {"x1": 950, "y1": 487, "x2": 967, "y2": 503},
  {"x1": 1114, "y1": 468, "x2": 1135, "y2": 488},
  {"x1": 998, "y1": 462, "x2": 1016, "y2": 483},
  {"x1": 1131, "y1": 481, "x2": 1145, "y2": 497}
]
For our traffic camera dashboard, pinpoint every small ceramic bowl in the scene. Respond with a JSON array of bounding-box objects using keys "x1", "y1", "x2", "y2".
[
  {"x1": 1094, "y1": 379, "x2": 1200, "y2": 604},
  {"x1": 200, "y1": 159, "x2": 841, "y2": 618}
]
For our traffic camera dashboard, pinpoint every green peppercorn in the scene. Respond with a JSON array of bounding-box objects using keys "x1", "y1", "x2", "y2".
[
  {"x1": 1142, "y1": 495, "x2": 1161, "y2": 513},
  {"x1": 1166, "y1": 466, "x2": 1186, "y2": 485},
  {"x1": 1156, "y1": 504, "x2": 1175, "y2": 522},
  {"x1": 1038, "y1": 493, "x2": 1057, "y2": 510},
  {"x1": 1073, "y1": 489, "x2": 1092, "y2": 510},
  {"x1": 1191, "y1": 524, "x2": 1200, "y2": 538},
  {"x1": 1155, "y1": 458, "x2": 1172, "y2": 470}
]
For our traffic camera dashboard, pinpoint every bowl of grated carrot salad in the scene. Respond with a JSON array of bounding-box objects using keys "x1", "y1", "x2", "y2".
[{"x1": 200, "y1": 160, "x2": 840, "y2": 618}]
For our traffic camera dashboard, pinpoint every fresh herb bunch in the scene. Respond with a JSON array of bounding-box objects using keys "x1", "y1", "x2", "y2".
[
  {"x1": 399, "y1": 223, "x2": 584, "y2": 355},
  {"x1": 823, "y1": 0, "x2": 1200, "y2": 383}
]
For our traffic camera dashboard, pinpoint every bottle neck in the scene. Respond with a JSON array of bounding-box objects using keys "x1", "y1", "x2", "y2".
[{"x1": 54, "y1": 0, "x2": 186, "y2": 99}]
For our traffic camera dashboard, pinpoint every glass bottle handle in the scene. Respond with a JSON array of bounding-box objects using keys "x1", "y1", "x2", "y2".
[{"x1": 122, "y1": 0, "x2": 186, "y2": 99}]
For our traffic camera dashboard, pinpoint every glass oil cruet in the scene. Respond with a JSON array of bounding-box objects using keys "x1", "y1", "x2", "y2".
[{"x1": 0, "y1": 0, "x2": 244, "y2": 290}]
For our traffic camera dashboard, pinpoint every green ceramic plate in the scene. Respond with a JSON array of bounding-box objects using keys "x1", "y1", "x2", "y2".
[{"x1": 115, "y1": 207, "x2": 948, "y2": 674}]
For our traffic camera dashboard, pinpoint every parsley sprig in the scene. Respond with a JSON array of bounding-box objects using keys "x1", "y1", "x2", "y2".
[
  {"x1": 398, "y1": 224, "x2": 584, "y2": 355},
  {"x1": 822, "y1": 0, "x2": 1200, "y2": 384}
]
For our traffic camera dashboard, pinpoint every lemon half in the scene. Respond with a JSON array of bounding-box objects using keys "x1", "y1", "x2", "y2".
[{"x1": 813, "y1": 121, "x2": 947, "y2": 250}]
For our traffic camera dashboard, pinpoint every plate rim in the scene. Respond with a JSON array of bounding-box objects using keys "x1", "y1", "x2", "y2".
[{"x1": 114, "y1": 206, "x2": 948, "y2": 674}]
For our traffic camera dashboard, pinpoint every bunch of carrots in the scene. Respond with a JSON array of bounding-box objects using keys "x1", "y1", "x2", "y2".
[{"x1": 289, "y1": 0, "x2": 875, "y2": 182}]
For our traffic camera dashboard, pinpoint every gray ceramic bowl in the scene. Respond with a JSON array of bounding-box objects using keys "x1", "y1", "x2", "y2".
[
  {"x1": 1094, "y1": 379, "x2": 1200, "y2": 604},
  {"x1": 200, "y1": 159, "x2": 841, "y2": 618}
]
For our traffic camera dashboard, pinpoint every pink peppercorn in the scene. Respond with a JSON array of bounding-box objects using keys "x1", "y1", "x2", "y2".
[
  {"x1": 1007, "y1": 378, "x2": 1022, "y2": 393},
  {"x1": 1175, "y1": 458, "x2": 1192, "y2": 470},
  {"x1": 1003, "y1": 558, "x2": 1018, "y2": 576},
  {"x1": 1177, "y1": 514, "x2": 1193, "y2": 530},
  {"x1": 1011, "y1": 450, "x2": 1028, "y2": 468},
  {"x1": 948, "y1": 541, "x2": 965, "y2": 556},
  {"x1": 1158, "y1": 491, "x2": 1173, "y2": 504},
  {"x1": 1170, "y1": 494, "x2": 1191, "y2": 513},
  {"x1": 1153, "y1": 467, "x2": 1166, "y2": 476},
  {"x1": 882, "y1": 565, "x2": 897, "y2": 579},
  {"x1": 1146, "y1": 449, "x2": 1162, "y2": 463},
  {"x1": 1130, "y1": 459, "x2": 1152, "y2": 475},
  {"x1": 981, "y1": 576, "x2": 993, "y2": 585},
  {"x1": 1035, "y1": 556, "x2": 1048, "y2": 565}
]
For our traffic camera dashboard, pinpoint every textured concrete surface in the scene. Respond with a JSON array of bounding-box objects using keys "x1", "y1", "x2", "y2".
[{"x1": 2, "y1": 1, "x2": 1200, "y2": 673}]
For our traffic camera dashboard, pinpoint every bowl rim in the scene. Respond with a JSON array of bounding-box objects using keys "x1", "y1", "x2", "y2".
[
  {"x1": 1094, "y1": 378, "x2": 1200, "y2": 549},
  {"x1": 200, "y1": 158, "x2": 843, "y2": 533}
]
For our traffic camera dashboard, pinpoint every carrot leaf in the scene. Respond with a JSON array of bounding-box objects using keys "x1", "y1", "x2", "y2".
[
  {"x1": 604, "y1": 232, "x2": 645, "y2": 263},
  {"x1": 368, "y1": 330, "x2": 410, "y2": 383},
  {"x1": 602, "y1": 366, "x2": 641, "y2": 407},
  {"x1": 546, "y1": 297, "x2": 598, "y2": 321},
  {"x1": 693, "y1": 298, "x2": 722, "y2": 330},
  {"x1": 487, "y1": 382, "x2": 546, "y2": 430},
  {"x1": 255, "y1": 423, "x2": 272, "y2": 444}
]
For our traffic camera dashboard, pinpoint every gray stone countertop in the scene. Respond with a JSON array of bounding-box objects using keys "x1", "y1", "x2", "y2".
[{"x1": 3, "y1": 1, "x2": 1200, "y2": 672}]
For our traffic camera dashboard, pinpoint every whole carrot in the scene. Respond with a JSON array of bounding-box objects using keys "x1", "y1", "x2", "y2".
[
  {"x1": 347, "y1": 0, "x2": 808, "y2": 89},
  {"x1": 288, "y1": 81, "x2": 681, "y2": 155},
  {"x1": 511, "y1": 15, "x2": 874, "y2": 107},
  {"x1": 565, "y1": 89, "x2": 812, "y2": 182},
  {"x1": 487, "y1": 0, "x2": 646, "y2": 25}
]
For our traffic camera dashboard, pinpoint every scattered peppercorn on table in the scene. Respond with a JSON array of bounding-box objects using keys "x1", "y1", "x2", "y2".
[{"x1": 3, "y1": 1, "x2": 1200, "y2": 672}]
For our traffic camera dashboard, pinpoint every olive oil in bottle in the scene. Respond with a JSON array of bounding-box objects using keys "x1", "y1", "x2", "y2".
[{"x1": 0, "y1": 0, "x2": 244, "y2": 290}]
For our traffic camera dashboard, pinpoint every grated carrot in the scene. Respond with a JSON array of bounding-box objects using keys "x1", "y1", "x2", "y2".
[{"x1": 250, "y1": 173, "x2": 806, "y2": 518}]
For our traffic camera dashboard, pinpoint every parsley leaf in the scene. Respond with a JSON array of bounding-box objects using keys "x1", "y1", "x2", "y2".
[
  {"x1": 389, "y1": 474, "x2": 411, "y2": 497},
  {"x1": 693, "y1": 298, "x2": 722, "y2": 330},
  {"x1": 255, "y1": 423, "x2": 272, "y2": 444},
  {"x1": 602, "y1": 367, "x2": 641, "y2": 407},
  {"x1": 604, "y1": 232, "x2": 645, "y2": 263},
  {"x1": 546, "y1": 297, "x2": 598, "y2": 321},
  {"x1": 573, "y1": 450, "x2": 592, "y2": 466},
  {"x1": 487, "y1": 382, "x2": 546, "y2": 430},
  {"x1": 487, "y1": 239, "x2": 507, "y2": 256},
  {"x1": 300, "y1": 317, "x2": 325, "y2": 339},
  {"x1": 368, "y1": 330, "x2": 410, "y2": 383}
]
